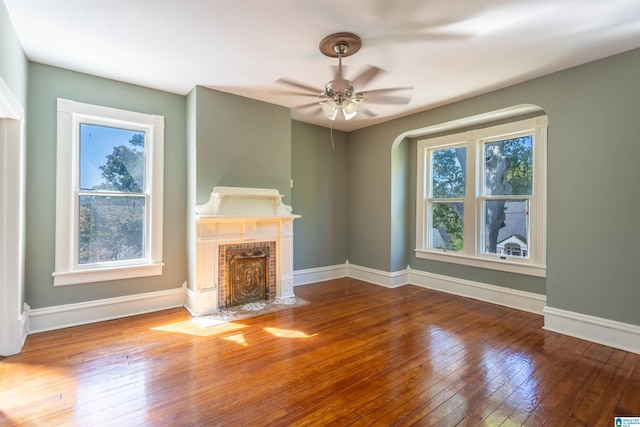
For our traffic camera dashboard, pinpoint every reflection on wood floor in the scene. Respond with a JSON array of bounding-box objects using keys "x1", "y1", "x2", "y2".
[{"x1": 1, "y1": 278, "x2": 639, "y2": 426}]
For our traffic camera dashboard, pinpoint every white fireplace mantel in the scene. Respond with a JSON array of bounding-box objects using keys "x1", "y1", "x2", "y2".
[{"x1": 193, "y1": 187, "x2": 300, "y2": 315}]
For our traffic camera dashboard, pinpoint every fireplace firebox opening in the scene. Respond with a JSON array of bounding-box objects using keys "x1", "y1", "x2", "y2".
[{"x1": 219, "y1": 242, "x2": 276, "y2": 308}]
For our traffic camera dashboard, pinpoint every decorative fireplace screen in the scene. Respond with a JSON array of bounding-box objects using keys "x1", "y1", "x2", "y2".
[{"x1": 220, "y1": 242, "x2": 275, "y2": 307}]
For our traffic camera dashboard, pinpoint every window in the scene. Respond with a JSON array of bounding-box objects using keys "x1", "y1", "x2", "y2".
[
  {"x1": 416, "y1": 116, "x2": 547, "y2": 277},
  {"x1": 54, "y1": 99, "x2": 164, "y2": 285}
]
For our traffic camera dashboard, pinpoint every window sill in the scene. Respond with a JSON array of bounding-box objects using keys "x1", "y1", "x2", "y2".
[
  {"x1": 53, "y1": 263, "x2": 164, "y2": 286},
  {"x1": 414, "y1": 249, "x2": 546, "y2": 278}
]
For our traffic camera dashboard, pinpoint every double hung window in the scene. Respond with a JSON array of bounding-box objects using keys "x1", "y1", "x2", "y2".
[
  {"x1": 54, "y1": 99, "x2": 164, "y2": 285},
  {"x1": 416, "y1": 116, "x2": 547, "y2": 277}
]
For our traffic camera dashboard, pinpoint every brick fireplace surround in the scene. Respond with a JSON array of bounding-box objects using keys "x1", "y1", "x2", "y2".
[{"x1": 192, "y1": 187, "x2": 300, "y2": 315}]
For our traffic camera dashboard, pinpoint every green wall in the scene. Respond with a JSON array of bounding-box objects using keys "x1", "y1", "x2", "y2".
[
  {"x1": 192, "y1": 86, "x2": 292, "y2": 206},
  {"x1": 291, "y1": 121, "x2": 349, "y2": 270},
  {"x1": 0, "y1": 1, "x2": 27, "y2": 106},
  {"x1": 347, "y1": 48, "x2": 640, "y2": 326},
  {"x1": 25, "y1": 63, "x2": 187, "y2": 308}
]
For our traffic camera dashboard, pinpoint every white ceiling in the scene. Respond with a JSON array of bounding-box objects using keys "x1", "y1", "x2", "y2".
[{"x1": 4, "y1": 0, "x2": 640, "y2": 132}]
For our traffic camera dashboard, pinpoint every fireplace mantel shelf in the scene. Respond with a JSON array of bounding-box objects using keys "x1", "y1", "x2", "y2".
[
  {"x1": 195, "y1": 186, "x2": 298, "y2": 218},
  {"x1": 196, "y1": 214, "x2": 300, "y2": 221}
]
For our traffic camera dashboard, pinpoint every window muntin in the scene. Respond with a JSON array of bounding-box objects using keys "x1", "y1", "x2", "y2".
[
  {"x1": 54, "y1": 99, "x2": 164, "y2": 285},
  {"x1": 416, "y1": 116, "x2": 547, "y2": 277}
]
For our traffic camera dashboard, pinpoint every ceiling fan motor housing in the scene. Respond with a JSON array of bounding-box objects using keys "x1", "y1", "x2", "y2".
[{"x1": 325, "y1": 80, "x2": 355, "y2": 104}]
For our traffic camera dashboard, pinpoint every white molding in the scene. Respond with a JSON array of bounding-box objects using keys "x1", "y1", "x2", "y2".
[
  {"x1": 184, "y1": 286, "x2": 196, "y2": 315},
  {"x1": 29, "y1": 283, "x2": 186, "y2": 333},
  {"x1": 0, "y1": 81, "x2": 27, "y2": 356},
  {"x1": 414, "y1": 250, "x2": 546, "y2": 278},
  {"x1": 348, "y1": 263, "x2": 409, "y2": 288},
  {"x1": 543, "y1": 307, "x2": 640, "y2": 355},
  {"x1": 0, "y1": 77, "x2": 24, "y2": 119},
  {"x1": 53, "y1": 263, "x2": 164, "y2": 286},
  {"x1": 407, "y1": 267, "x2": 546, "y2": 315},
  {"x1": 293, "y1": 263, "x2": 348, "y2": 286}
]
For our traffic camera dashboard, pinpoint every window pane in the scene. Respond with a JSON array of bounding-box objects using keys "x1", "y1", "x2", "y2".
[
  {"x1": 80, "y1": 123, "x2": 146, "y2": 192},
  {"x1": 484, "y1": 136, "x2": 532, "y2": 196},
  {"x1": 431, "y1": 147, "x2": 466, "y2": 198},
  {"x1": 484, "y1": 199, "x2": 529, "y2": 257},
  {"x1": 78, "y1": 195, "x2": 145, "y2": 264},
  {"x1": 430, "y1": 202, "x2": 464, "y2": 251}
]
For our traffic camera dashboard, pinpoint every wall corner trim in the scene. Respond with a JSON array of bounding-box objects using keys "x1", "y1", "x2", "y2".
[{"x1": 543, "y1": 306, "x2": 640, "y2": 355}]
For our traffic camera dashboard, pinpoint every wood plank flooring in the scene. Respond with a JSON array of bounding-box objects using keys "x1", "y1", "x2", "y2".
[{"x1": 1, "y1": 278, "x2": 639, "y2": 426}]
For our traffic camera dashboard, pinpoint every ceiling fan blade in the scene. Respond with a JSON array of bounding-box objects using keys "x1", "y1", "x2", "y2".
[
  {"x1": 360, "y1": 89, "x2": 411, "y2": 105},
  {"x1": 360, "y1": 87, "x2": 413, "y2": 104},
  {"x1": 363, "y1": 94, "x2": 413, "y2": 105},
  {"x1": 295, "y1": 101, "x2": 321, "y2": 110},
  {"x1": 365, "y1": 95, "x2": 413, "y2": 105},
  {"x1": 276, "y1": 78, "x2": 323, "y2": 96},
  {"x1": 351, "y1": 66, "x2": 385, "y2": 89},
  {"x1": 356, "y1": 105, "x2": 377, "y2": 118},
  {"x1": 361, "y1": 86, "x2": 414, "y2": 95},
  {"x1": 272, "y1": 89, "x2": 319, "y2": 97}
]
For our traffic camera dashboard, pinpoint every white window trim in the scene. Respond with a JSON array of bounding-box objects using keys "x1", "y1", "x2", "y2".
[
  {"x1": 416, "y1": 115, "x2": 547, "y2": 278},
  {"x1": 53, "y1": 99, "x2": 164, "y2": 286}
]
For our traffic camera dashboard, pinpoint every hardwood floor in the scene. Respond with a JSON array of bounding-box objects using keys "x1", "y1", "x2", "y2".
[{"x1": 1, "y1": 278, "x2": 639, "y2": 426}]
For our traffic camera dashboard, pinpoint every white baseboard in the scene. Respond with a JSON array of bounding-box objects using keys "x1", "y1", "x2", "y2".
[
  {"x1": 347, "y1": 263, "x2": 409, "y2": 288},
  {"x1": 544, "y1": 306, "x2": 640, "y2": 355},
  {"x1": 29, "y1": 283, "x2": 186, "y2": 334},
  {"x1": 407, "y1": 268, "x2": 547, "y2": 315},
  {"x1": 293, "y1": 263, "x2": 348, "y2": 286}
]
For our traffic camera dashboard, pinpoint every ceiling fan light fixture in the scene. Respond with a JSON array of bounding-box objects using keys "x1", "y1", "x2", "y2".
[
  {"x1": 342, "y1": 99, "x2": 358, "y2": 120},
  {"x1": 321, "y1": 99, "x2": 338, "y2": 120}
]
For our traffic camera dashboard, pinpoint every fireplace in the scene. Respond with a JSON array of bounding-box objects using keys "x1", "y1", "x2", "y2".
[{"x1": 191, "y1": 187, "x2": 300, "y2": 315}]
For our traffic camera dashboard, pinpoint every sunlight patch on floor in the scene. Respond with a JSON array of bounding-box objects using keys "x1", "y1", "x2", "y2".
[
  {"x1": 151, "y1": 320, "x2": 248, "y2": 336},
  {"x1": 263, "y1": 327, "x2": 317, "y2": 339},
  {"x1": 223, "y1": 333, "x2": 249, "y2": 347}
]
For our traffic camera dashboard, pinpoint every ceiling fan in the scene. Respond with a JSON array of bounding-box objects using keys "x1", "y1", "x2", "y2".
[{"x1": 277, "y1": 32, "x2": 413, "y2": 121}]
